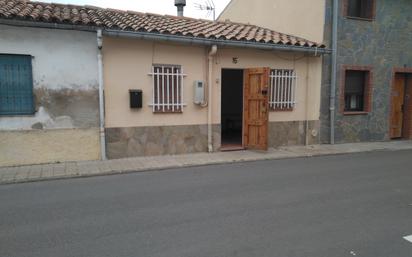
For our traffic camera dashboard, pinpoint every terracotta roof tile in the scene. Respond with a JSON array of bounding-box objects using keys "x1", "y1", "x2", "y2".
[{"x1": 0, "y1": 0, "x2": 325, "y2": 48}]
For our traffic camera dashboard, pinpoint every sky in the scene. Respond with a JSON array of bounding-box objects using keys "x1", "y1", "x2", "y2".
[{"x1": 42, "y1": 0, "x2": 232, "y2": 20}]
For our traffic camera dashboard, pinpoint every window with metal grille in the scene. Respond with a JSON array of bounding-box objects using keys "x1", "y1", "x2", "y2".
[
  {"x1": 269, "y1": 69, "x2": 297, "y2": 110},
  {"x1": 149, "y1": 65, "x2": 186, "y2": 113},
  {"x1": 0, "y1": 54, "x2": 34, "y2": 116}
]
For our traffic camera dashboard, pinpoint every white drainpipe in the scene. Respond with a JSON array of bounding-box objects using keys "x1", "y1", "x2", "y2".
[
  {"x1": 97, "y1": 29, "x2": 107, "y2": 160},
  {"x1": 208, "y1": 45, "x2": 218, "y2": 152}
]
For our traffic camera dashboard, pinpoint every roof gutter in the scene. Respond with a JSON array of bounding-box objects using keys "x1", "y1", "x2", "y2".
[
  {"x1": 0, "y1": 19, "x2": 331, "y2": 54},
  {"x1": 103, "y1": 29, "x2": 332, "y2": 55},
  {"x1": 0, "y1": 18, "x2": 97, "y2": 32}
]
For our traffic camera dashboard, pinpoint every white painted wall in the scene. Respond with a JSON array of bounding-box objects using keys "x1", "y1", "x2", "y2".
[
  {"x1": 0, "y1": 25, "x2": 101, "y2": 166},
  {"x1": 0, "y1": 24, "x2": 99, "y2": 130},
  {"x1": 0, "y1": 25, "x2": 98, "y2": 90}
]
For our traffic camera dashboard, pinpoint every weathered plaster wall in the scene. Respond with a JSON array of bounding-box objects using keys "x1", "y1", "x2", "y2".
[
  {"x1": 0, "y1": 25, "x2": 99, "y2": 130},
  {"x1": 320, "y1": 0, "x2": 412, "y2": 143},
  {"x1": 0, "y1": 25, "x2": 100, "y2": 166},
  {"x1": 219, "y1": 0, "x2": 326, "y2": 43},
  {"x1": 0, "y1": 129, "x2": 100, "y2": 166}
]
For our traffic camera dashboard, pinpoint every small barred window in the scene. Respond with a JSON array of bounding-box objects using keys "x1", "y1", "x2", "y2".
[
  {"x1": 269, "y1": 69, "x2": 297, "y2": 110},
  {"x1": 149, "y1": 65, "x2": 186, "y2": 113}
]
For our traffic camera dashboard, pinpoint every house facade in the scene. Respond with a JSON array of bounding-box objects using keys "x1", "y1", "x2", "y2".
[
  {"x1": 0, "y1": 23, "x2": 101, "y2": 167},
  {"x1": 103, "y1": 36, "x2": 324, "y2": 158},
  {"x1": 0, "y1": 0, "x2": 328, "y2": 166}
]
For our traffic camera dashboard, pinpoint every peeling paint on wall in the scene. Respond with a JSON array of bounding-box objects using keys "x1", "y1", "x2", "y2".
[
  {"x1": 0, "y1": 24, "x2": 99, "y2": 131},
  {"x1": 0, "y1": 25, "x2": 100, "y2": 165},
  {"x1": 0, "y1": 107, "x2": 73, "y2": 130},
  {"x1": 34, "y1": 87, "x2": 99, "y2": 128}
]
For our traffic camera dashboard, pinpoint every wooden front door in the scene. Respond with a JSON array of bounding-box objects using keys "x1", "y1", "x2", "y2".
[
  {"x1": 243, "y1": 67, "x2": 270, "y2": 150},
  {"x1": 390, "y1": 74, "x2": 406, "y2": 138}
]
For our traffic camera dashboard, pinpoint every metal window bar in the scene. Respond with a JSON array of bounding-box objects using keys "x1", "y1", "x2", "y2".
[
  {"x1": 171, "y1": 67, "x2": 175, "y2": 112},
  {"x1": 156, "y1": 66, "x2": 160, "y2": 112},
  {"x1": 149, "y1": 65, "x2": 187, "y2": 112},
  {"x1": 180, "y1": 67, "x2": 184, "y2": 112},
  {"x1": 269, "y1": 69, "x2": 297, "y2": 110}
]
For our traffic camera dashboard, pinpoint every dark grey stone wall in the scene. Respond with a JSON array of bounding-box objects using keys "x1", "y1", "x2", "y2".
[{"x1": 320, "y1": 0, "x2": 412, "y2": 143}]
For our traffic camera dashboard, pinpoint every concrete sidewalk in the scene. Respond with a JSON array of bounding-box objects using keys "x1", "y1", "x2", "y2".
[{"x1": 1, "y1": 140, "x2": 412, "y2": 185}]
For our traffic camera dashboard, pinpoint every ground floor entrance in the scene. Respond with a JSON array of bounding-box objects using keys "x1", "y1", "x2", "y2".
[
  {"x1": 221, "y1": 68, "x2": 270, "y2": 151},
  {"x1": 390, "y1": 72, "x2": 412, "y2": 139}
]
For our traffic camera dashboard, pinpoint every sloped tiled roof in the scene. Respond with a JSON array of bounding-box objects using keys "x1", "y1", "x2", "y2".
[{"x1": 0, "y1": 0, "x2": 325, "y2": 48}]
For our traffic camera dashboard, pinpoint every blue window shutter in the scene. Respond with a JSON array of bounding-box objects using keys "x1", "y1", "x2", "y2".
[{"x1": 0, "y1": 54, "x2": 34, "y2": 115}]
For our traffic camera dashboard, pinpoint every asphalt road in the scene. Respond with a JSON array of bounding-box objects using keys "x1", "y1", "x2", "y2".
[{"x1": 1, "y1": 150, "x2": 412, "y2": 257}]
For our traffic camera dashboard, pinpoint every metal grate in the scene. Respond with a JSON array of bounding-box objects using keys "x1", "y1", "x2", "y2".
[
  {"x1": 0, "y1": 54, "x2": 34, "y2": 116},
  {"x1": 269, "y1": 69, "x2": 297, "y2": 110},
  {"x1": 149, "y1": 65, "x2": 186, "y2": 113}
]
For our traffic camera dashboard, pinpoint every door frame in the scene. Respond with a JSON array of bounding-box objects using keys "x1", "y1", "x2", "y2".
[
  {"x1": 220, "y1": 68, "x2": 245, "y2": 149},
  {"x1": 389, "y1": 67, "x2": 412, "y2": 139}
]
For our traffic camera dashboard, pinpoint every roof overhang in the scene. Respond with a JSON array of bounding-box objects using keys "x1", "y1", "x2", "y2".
[
  {"x1": 0, "y1": 18, "x2": 331, "y2": 55},
  {"x1": 104, "y1": 29, "x2": 331, "y2": 55}
]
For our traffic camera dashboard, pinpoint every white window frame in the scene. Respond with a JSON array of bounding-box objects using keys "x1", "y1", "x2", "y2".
[
  {"x1": 148, "y1": 64, "x2": 187, "y2": 113},
  {"x1": 269, "y1": 69, "x2": 297, "y2": 110}
]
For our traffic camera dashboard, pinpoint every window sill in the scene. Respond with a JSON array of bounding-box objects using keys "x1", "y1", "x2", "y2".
[
  {"x1": 343, "y1": 111, "x2": 369, "y2": 116},
  {"x1": 345, "y1": 16, "x2": 374, "y2": 22},
  {"x1": 153, "y1": 111, "x2": 183, "y2": 114},
  {"x1": 271, "y1": 108, "x2": 294, "y2": 112}
]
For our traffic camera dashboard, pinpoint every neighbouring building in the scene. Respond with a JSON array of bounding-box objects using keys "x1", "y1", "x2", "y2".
[
  {"x1": 320, "y1": 0, "x2": 412, "y2": 143},
  {"x1": 0, "y1": 7, "x2": 101, "y2": 166},
  {"x1": 0, "y1": 0, "x2": 328, "y2": 165}
]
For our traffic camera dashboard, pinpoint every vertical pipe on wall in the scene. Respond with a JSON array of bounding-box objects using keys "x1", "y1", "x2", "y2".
[
  {"x1": 207, "y1": 45, "x2": 218, "y2": 152},
  {"x1": 97, "y1": 29, "x2": 107, "y2": 160},
  {"x1": 305, "y1": 55, "x2": 310, "y2": 146},
  {"x1": 330, "y1": 0, "x2": 339, "y2": 144}
]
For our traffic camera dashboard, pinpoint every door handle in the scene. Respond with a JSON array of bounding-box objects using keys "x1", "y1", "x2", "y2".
[{"x1": 261, "y1": 102, "x2": 267, "y2": 114}]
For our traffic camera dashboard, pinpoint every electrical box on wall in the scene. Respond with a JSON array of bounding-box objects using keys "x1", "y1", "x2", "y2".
[
  {"x1": 129, "y1": 90, "x2": 142, "y2": 109},
  {"x1": 194, "y1": 80, "x2": 205, "y2": 105}
]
